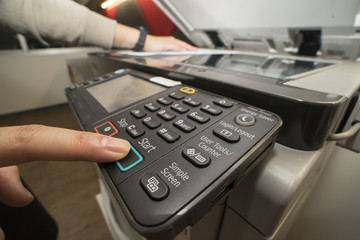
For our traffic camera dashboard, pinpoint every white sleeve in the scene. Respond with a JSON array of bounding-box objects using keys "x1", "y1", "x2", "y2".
[{"x1": 0, "y1": 0, "x2": 117, "y2": 49}]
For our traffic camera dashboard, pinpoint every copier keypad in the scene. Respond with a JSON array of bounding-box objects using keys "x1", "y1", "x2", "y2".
[{"x1": 91, "y1": 85, "x2": 280, "y2": 227}]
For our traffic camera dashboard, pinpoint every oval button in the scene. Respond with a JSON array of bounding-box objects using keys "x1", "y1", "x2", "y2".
[
  {"x1": 235, "y1": 114, "x2": 256, "y2": 126},
  {"x1": 140, "y1": 173, "x2": 169, "y2": 201},
  {"x1": 213, "y1": 127, "x2": 240, "y2": 143},
  {"x1": 180, "y1": 87, "x2": 195, "y2": 94},
  {"x1": 182, "y1": 146, "x2": 211, "y2": 168}
]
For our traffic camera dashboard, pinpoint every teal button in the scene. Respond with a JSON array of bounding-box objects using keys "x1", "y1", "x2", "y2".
[{"x1": 116, "y1": 145, "x2": 143, "y2": 172}]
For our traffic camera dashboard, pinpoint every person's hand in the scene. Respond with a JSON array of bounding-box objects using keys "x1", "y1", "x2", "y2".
[
  {"x1": 113, "y1": 23, "x2": 197, "y2": 52},
  {"x1": 0, "y1": 125, "x2": 130, "y2": 207},
  {"x1": 144, "y1": 35, "x2": 196, "y2": 52}
]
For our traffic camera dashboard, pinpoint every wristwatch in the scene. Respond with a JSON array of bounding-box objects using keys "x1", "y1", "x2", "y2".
[{"x1": 133, "y1": 26, "x2": 148, "y2": 52}]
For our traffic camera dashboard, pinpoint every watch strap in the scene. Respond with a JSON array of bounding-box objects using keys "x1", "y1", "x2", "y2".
[{"x1": 133, "y1": 26, "x2": 148, "y2": 52}]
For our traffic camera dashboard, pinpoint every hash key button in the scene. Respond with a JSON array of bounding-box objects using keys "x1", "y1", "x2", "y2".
[
  {"x1": 140, "y1": 173, "x2": 169, "y2": 201},
  {"x1": 157, "y1": 127, "x2": 180, "y2": 143},
  {"x1": 182, "y1": 147, "x2": 210, "y2": 168}
]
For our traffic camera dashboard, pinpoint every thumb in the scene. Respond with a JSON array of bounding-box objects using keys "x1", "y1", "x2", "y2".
[{"x1": 0, "y1": 166, "x2": 34, "y2": 207}]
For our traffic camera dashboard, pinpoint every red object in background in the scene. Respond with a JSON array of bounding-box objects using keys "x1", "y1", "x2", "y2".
[
  {"x1": 104, "y1": 0, "x2": 176, "y2": 36},
  {"x1": 105, "y1": 5, "x2": 118, "y2": 19},
  {"x1": 136, "y1": 0, "x2": 176, "y2": 36}
]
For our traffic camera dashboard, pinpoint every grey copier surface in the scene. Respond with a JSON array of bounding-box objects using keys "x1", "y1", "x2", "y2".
[{"x1": 87, "y1": 0, "x2": 360, "y2": 239}]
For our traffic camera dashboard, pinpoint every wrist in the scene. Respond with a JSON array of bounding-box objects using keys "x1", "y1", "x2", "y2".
[{"x1": 113, "y1": 24, "x2": 140, "y2": 49}]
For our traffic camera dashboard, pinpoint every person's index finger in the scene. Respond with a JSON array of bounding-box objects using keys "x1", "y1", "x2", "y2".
[{"x1": 0, "y1": 125, "x2": 130, "y2": 167}]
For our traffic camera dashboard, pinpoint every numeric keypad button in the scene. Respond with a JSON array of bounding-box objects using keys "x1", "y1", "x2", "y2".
[
  {"x1": 169, "y1": 92, "x2": 185, "y2": 100},
  {"x1": 130, "y1": 109, "x2": 147, "y2": 118},
  {"x1": 213, "y1": 99, "x2": 233, "y2": 108},
  {"x1": 183, "y1": 97, "x2": 201, "y2": 107},
  {"x1": 201, "y1": 105, "x2": 222, "y2": 116},
  {"x1": 144, "y1": 102, "x2": 161, "y2": 112},
  {"x1": 157, "y1": 97, "x2": 173, "y2": 106},
  {"x1": 188, "y1": 111, "x2": 210, "y2": 124},
  {"x1": 142, "y1": 116, "x2": 161, "y2": 129},
  {"x1": 171, "y1": 103, "x2": 190, "y2": 114},
  {"x1": 173, "y1": 119, "x2": 196, "y2": 133},
  {"x1": 157, "y1": 110, "x2": 176, "y2": 121}
]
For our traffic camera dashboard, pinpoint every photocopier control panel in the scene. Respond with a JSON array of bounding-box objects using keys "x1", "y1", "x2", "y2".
[{"x1": 65, "y1": 69, "x2": 282, "y2": 239}]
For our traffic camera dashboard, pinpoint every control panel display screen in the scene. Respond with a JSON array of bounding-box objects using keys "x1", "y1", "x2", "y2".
[{"x1": 87, "y1": 74, "x2": 165, "y2": 113}]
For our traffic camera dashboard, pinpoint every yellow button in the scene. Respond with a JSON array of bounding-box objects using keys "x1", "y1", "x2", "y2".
[{"x1": 180, "y1": 87, "x2": 195, "y2": 94}]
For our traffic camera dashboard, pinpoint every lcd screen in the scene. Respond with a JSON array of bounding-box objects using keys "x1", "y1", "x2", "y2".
[{"x1": 87, "y1": 74, "x2": 166, "y2": 113}]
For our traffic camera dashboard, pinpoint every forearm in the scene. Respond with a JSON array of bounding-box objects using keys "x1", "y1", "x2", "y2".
[
  {"x1": 0, "y1": 0, "x2": 196, "y2": 51},
  {"x1": 0, "y1": 0, "x2": 117, "y2": 49},
  {"x1": 113, "y1": 23, "x2": 198, "y2": 52}
]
